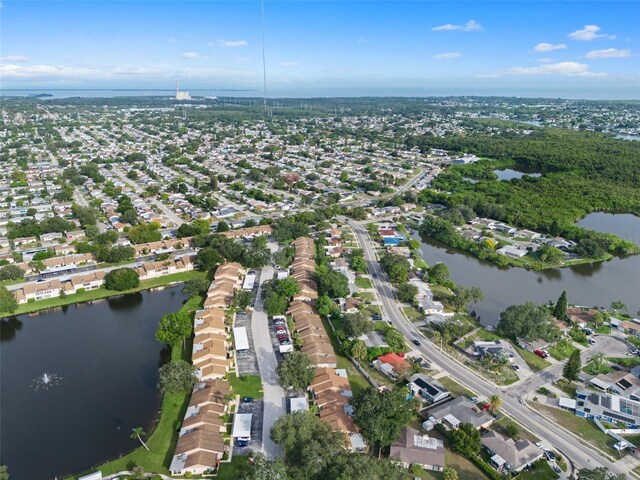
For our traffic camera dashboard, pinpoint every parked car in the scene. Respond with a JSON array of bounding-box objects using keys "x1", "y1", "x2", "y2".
[
  {"x1": 513, "y1": 364, "x2": 521, "y2": 371},
  {"x1": 534, "y1": 349, "x2": 549, "y2": 358},
  {"x1": 240, "y1": 397, "x2": 254, "y2": 404},
  {"x1": 275, "y1": 327, "x2": 287, "y2": 334},
  {"x1": 535, "y1": 442, "x2": 544, "y2": 449},
  {"x1": 279, "y1": 339, "x2": 291, "y2": 346},
  {"x1": 470, "y1": 396, "x2": 478, "y2": 403},
  {"x1": 235, "y1": 438, "x2": 249, "y2": 447},
  {"x1": 589, "y1": 338, "x2": 596, "y2": 345},
  {"x1": 274, "y1": 319, "x2": 285, "y2": 326},
  {"x1": 544, "y1": 450, "x2": 556, "y2": 461},
  {"x1": 371, "y1": 315, "x2": 383, "y2": 321},
  {"x1": 372, "y1": 273, "x2": 378, "y2": 278}
]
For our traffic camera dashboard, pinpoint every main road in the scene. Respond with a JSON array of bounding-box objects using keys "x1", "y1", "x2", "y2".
[{"x1": 347, "y1": 219, "x2": 636, "y2": 478}]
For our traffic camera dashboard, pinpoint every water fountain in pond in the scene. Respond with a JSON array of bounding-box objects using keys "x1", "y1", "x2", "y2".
[{"x1": 31, "y1": 372, "x2": 61, "y2": 390}]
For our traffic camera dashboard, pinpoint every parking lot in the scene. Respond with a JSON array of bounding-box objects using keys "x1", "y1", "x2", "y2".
[
  {"x1": 268, "y1": 316, "x2": 291, "y2": 364},
  {"x1": 235, "y1": 311, "x2": 259, "y2": 377},
  {"x1": 232, "y1": 399, "x2": 264, "y2": 456}
]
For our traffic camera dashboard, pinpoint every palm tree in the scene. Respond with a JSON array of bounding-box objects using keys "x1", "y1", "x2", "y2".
[
  {"x1": 488, "y1": 394, "x2": 503, "y2": 413},
  {"x1": 591, "y1": 353, "x2": 606, "y2": 370},
  {"x1": 350, "y1": 340, "x2": 367, "y2": 362},
  {"x1": 130, "y1": 427, "x2": 149, "y2": 451}
]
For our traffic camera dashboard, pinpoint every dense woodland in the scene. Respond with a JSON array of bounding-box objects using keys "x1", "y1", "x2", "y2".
[{"x1": 409, "y1": 122, "x2": 640, "y2": 254}]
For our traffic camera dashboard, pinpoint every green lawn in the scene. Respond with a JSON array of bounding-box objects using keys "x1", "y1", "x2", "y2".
[
  {"x1": 623, "y1": 434, "x2": 640, "y2": 447},
  {"x1": 227, "y1": 374, "x2": 263, "y2": 399},
  {"x1": 218, "y1": 455, "x2": 251, "y2": 479},
  {"x1": 430, "y1": 284, "x2": 454, "y2": 299},
  {"x1": 65, "y1": 293, "x2": 205, "y2": 479},
  {"x1": 355, "y1": 277, "x2": 373, "y2": 289},
  {"x1": 493, "y1": 416, "x2": 539, "y2": 443},
  {"x1": 608, "y1": 357, "x2": 640, "y2": 369},
  {"x1": 595, "y1": 325, "x2": 612, "y2": 334},
  {"x1": 553, "y1": 379, "x2": 577, "y2": 398},
  {"x1": 515, "y1": 347, "x2": 551, "y2": 372},
  {"x1": 438, "y1": 376, "x2": 477, "y2": 399},
  {"x1": 583, "y1": 362, "x2": 614, "y2": 375},
  {"x1": 403, "y1": 306, "x2": 424, "y2": 322},
  {"x1": 518, "y1": 460, "x2": 559, "y2": 480},
  {"x1": 4, "y1": 270, "x2": 207, "y2": 318},
  {"x1": 358, "y1": 292, "x2": 376, "y2": 302},
  {"x1": 320, "y1": 315, "x2": 377, "y2": 396},
  {"x1": 548, "y1": 342, "x2": 578, "y2": 361},
  {"x1": 534, "y1": 403, "x2": 618, "y2": 454}
]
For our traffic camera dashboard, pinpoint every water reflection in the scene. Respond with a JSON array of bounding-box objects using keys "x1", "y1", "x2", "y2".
[
  {"x1": 0, "y1": 316, "x2": 23, "y2": 342},
  {"x1": 108, "y1": 292, "x2": 144, "y2": 311}
]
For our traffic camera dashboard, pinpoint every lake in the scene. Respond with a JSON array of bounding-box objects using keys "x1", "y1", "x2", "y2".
[
  {"x1": 415, "y1": 212, "x2": 640, "y2": 326},
  {"x1": 0, "y1": 286, "x2": 188, "y2": 480},
  {"x1": 493, "y1": 169, "x2": 542, "y2": 181}
]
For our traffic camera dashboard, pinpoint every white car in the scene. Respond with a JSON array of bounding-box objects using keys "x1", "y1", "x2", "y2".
[{"x1": 535, "y1": 442, "x2": 544, "y2": 449}]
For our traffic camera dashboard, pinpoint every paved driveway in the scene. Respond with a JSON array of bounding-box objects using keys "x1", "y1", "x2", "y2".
[{"x1": 251, "y1": 265, "x2": 286, "y2": 458}]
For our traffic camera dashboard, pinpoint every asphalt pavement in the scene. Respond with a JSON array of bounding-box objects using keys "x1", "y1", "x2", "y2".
[{"x1": 347, "y1": 218, "x2": 637, "y2": 478}]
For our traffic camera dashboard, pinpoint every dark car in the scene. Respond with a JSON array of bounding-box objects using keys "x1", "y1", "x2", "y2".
[
  {"x1": 372, "y1": 273, "x2": 378, "y2": 278},
  {"x1": 544, "y1": 450, "x2": 556, "y2": 461},
  {"x1": 371, "y1": 314, "x2": 383, "y2": 321},
  {"x1": 235, "y1": 438, "x2": 249, "y2": 447},
  {"x1": 241, "y1": 396, "x2": 254, "y2": 404},
  {"x1": 412, "y1": 339, "x2": 421, "y2": 347}
]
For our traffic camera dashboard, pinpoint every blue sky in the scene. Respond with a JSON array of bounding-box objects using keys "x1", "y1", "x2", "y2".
[{"x1": 1, "y1": 1, "x2": 639, "y2": 98}]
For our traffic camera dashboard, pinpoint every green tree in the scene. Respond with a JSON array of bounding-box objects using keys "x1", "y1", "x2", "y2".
[
  {"x1": 263, "y1": 292, "x2": 288, "y2": 316},
  {"x1": 270, "y1": 411, "x2": 345, "y2": 480},
  {"x1": 195, "y1": 248, "x2": 223, "y2": 271},
  {"x1": 610, "y1": 301, "x2": 628, "y2": 315},
  {"x1": 130, "y1": 427, "x2": 149, "y2": 451},
  {"x1": 0, "y1": 465, "x2": 9, "y2": 480},
  {"x1": 380, "y1": 253, "x2": 410, "y2": 284},
  {"x1": 316, "y1": 295, "x2": 335, "y2": 317},
  {"x1": 554, "y1": 290, "x2": 568, "y2": 320},
  {"x1": 504, "y1": 423, "x2": 519, "y2": 439},
  {"x1": 342, "y1": 311, "x2": 373, "y2": 337},
  {"x1": 350, "y1": 340, "x2": 368, "y2": 362},
  {"x1": 156, "y1": 311, "x2": 193, "y2": 348},
  {"x1": 497, "y1": 302, "x2": 558, "y2": 341},
  {"x1": 0, "y1": 264, "x2": 24, "y2": 281},
  {"x1": 316, "y1": 266, "x2": 349, "y2": 298},
  {"x1": 396, "y1": 283, "x2": 418, "y2": 303},
  {"x1": 157, "y1": 360, "x2": 197, "y2": 394},
  {"x1": 448, "y1": 286, "x2": 483, "y2": 311},
  {"x1": 127, "y1": 221, "x2": 162, "y2": 244},
  {"x1": 233, "y1": 290, "x2": 254, "y2": 310},
  {"x1": 104, "y1": 268, "x2": 140, "y2": 291},
  {"x1": 450, "y1": 423, "x2": 481, "y2": 456},
  {"x1": 563, "y1": 349, "x2": 581, "y2": 382},
  {"x1": 429, "y1": 262, "x2": 450, "y2": 284},
  {"x1": 443, "y1": 467, "x2": 459, "y2": 480},
  {"x1": 182, "y1": 278, "x2": 210, "y2": 297},
  {"x1": 352, "y1": 387, "x2": 417, "y2": 452},
  {"x1": 277, "y1": 351, "x2": 315, "y2": 390},
  {"x1": 488, "y1": 394, "x2": 502, "y2": 413},
  {"x1": 244, "y1": 453, "x2": 289, "y2": 480}
]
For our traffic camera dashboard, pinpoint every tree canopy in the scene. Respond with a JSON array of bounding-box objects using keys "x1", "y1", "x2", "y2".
[
  {"x1": 104, "y1": 268, "x2": 140, "y2": 291},
  {"x1": 497, "y1": 302, "x2": 558, "y2": 341},
  {"x1": 277, "y1": 351, "x2": 315, "y2": 390},
  {"x1": 157, "y1": 360, "x2": 197, "y2": 394}
]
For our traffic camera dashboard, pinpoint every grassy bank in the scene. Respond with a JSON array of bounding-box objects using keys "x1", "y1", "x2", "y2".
[
  {"x1": 3, "y1": 270, "x2": 206, "y2": 318},
  {"x1": 65, "y1": 293, "x2": 204, "y2": 479}
]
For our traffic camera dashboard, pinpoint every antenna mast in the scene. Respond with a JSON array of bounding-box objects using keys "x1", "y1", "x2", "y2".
[{"x1": 261, "y1": 0, "x2": 268, "y2": 113}]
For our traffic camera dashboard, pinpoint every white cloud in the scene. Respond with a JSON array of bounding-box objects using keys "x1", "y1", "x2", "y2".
[
  {"x1": 537, "y1": 57, "x2": 554, "y2": 63},
  {"x1": 432, "y1": 19, "x2": 482, "y2": 32},
  {"x1": 504, "y1": 61, "x2": 606, "y2": 77},
  {"x1": 568, "y1": 25, "x2": 615, "y2": 41},
  {"x1": 0, "y1": 64, "x2": 100, "y2": 79},
  {"x1": 217, "y1": 39, "x2": 248, "y2": 47},
  {"x1": 182, "y1": 51, "x2": 206, "y2": 59},
  {"x1": 434, "y1": 52, "x2": 462, "y2": 60},
  {"x1": 476, "y1": 73, "x2": 500, "y2": 79},
  {"x1": 586, "y1": 48, "x2": 631, "y2": 58},
  {"x1": 534, "y1": 43, "x2": 567, "y2": 52},
  {"x1": 0, "y1": 55, "x2": 29, "y2": 62},
  {"x1": 281, "y1": 61, "x2": 299, "y2": 67}
]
